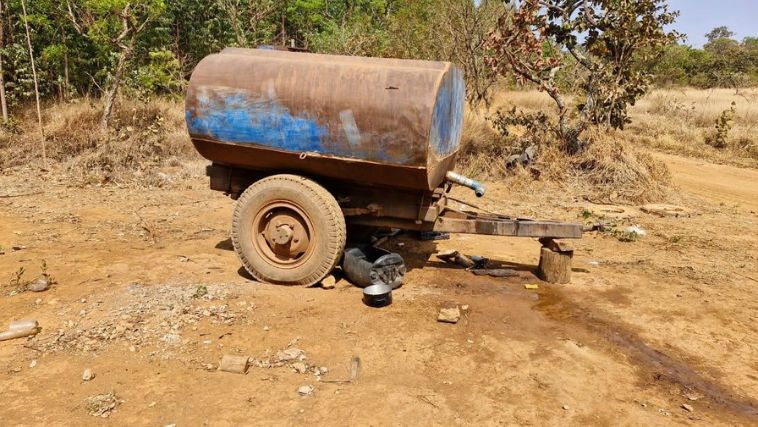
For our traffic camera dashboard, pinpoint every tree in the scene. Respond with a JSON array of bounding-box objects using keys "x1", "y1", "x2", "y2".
[
  {"x1": 0, "y1": 0, "x2": 7, "y2": 123},
  {"x1": 66, "y1": 0, "x2": 166, "y2": 131},
  {"x1": 21, "y1": 0, "x2": 45, "y2": 163},
  {"x1": 486, "y1": 0, "x2": 680, "y2": 152},
  {"x1": 433, "y1": 0, "x2": 504, "y2": 107},
  {"x1": 217, "y1": 0, "x2": 276, "y2": 48},
  {"x1": 705, "y1": 26, "x2": 734, "y2": 43}
]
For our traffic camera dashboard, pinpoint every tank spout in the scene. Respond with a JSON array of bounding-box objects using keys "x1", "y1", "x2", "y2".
[{"x1": 446, "y1": 171, "x2": 486, "y2": 198}]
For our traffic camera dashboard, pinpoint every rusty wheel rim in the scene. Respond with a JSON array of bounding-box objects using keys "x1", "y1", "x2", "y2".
[{"x1": 252, "y1": 201, "x2": 315, "y2": 269}]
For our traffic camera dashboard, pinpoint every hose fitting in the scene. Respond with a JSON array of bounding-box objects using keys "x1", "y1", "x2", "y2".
[{"x1": 446, "y1": 171, "x2": 486, "y2": 198}]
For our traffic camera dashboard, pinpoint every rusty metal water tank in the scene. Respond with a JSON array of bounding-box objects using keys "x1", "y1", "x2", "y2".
[{"x1": 186, "y1": 48, "x2": 465, "y2": 191}]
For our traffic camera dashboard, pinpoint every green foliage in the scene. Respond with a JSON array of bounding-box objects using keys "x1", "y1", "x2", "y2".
[
  {"x1": 653, "y1": 27, "x2": 758, "y2": 88},
  {"x1": 705, "y1": 101, "x2": 736, "y2": 149},
  {"x1": 487, "y1": 0, "x2": 681, "y2": 152},
  {"x1": 129, "y1": 49, "x2": 182, "y2": 98}
]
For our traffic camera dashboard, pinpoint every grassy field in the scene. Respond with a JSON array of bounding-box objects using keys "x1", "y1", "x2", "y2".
[
  {"x1": 465, "y1": 87, "x2": 758, "y2": 167},
  {"x1": 629, "y1": 88, "x2": 758, "y2": 165}
]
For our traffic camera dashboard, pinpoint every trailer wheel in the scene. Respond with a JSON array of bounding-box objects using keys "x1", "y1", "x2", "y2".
[{"x1": 232, "y1": 174, "x2": 346, "y2": 286}]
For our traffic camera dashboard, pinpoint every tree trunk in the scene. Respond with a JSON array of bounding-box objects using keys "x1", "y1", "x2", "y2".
[
  {"x1": 21, "y1": 0, "x2": 45, "y2": 165},
  {"x1": 100, "y1": 35, "x2": 134, "y2": 132},
  {"x1": 0, "y1": 0, "x2": 8, "y2": 124},
  {"x1": 62, "y1": 27, "x2": 69, "y2": 100}
]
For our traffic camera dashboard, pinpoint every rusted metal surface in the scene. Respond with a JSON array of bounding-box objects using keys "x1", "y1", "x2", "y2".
[{"x1": 186, "y1": 48, "x2": 464, "y2": 191}]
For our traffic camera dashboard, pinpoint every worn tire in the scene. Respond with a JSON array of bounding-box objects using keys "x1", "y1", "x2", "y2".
[{"x1": 232, "y1": 174, "x2": 346, "y2": 286}]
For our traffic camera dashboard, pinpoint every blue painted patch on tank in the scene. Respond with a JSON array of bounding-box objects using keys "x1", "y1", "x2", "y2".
[
  {"x1": 186, "y1": 88, "x2": 329, "y2": 153},
  {"x1": 429, "y1": 67, "x2": 465, "y2": 158},
  {"x1": 186, "y1": 86, "x2": 426, "y2": 165}
]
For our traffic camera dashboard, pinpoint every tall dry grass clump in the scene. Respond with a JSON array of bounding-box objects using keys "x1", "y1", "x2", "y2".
[
  {"x1": 0, "y1": 98, "x2": 199, "y2": 186},
  {"x1": 458, "y1": 90, "x2": 671, "y2": 204}
]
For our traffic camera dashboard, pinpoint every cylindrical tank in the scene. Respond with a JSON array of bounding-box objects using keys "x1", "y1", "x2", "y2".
[{"x1": 186, "y1": 48, "x2": 465, "y2": 191}]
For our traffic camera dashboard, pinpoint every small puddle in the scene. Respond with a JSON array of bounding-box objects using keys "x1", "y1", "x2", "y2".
[{"x1": 535, "y1": 288, "x2": 758, "y2": 422}]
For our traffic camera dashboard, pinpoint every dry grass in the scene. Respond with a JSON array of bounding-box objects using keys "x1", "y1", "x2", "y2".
[
  {"x1": 0, "y1": 97, "x2": 200, "y2": 186},
  {"x1": 459, "y1": 90, "x2": 673, "y2": 204},
  {"x1": 628, "y1": 88, "x2": 758, "y2": 166},
  {"x1": 1, "y1": 87, "x2": 752, "y2": 200}
]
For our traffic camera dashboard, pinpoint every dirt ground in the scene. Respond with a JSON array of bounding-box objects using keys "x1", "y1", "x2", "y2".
[{"x1": 0, "y1": 151, "x2": 756, "y2": 426}]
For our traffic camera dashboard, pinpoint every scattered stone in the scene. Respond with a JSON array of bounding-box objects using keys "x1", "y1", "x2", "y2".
[
  {"x1": 35, "y1": 298, "x2": 43, "y2": 305},
  {"x1": 684, "y1": 392, "x2": 702, "y2": 401},
  {"x1": 682, "y1": 403, "x2": 694, "y2": 412},
  {"x1": 524, "y1": 284, "x2": 539, "y2": 290},
  {"x1": 219, "y1": 355, "x2": 250, "y2": 374},
  {"x1": 320, "y1": 275, "x2": 337, "y2": 290},
  {"x1": 588, "y1": 205, "x2": 637, "y2": 220},
  {"x1": 162, "y1": 333, "x2": 182, "y2": 345},
  {"x1": 83, "y1": 368, "x2": 95, "y2": 381},
  {"x1": 292, "y1": 362, "x2": 308, "y2": 374},
  {"x1": 276, "y1": 348, "x2": 305, "y2": 363},
  {"x1": 298, "y1": 385, "x2": 314, "y2": 396},
  {"x1": 193, "y1": 285, "x2": 208, "y2": 299},
  {"x1": 437, "y1": 306, "x2": 461, "y2": 324},
  {"x1": 29, "y1": 360, "x2": 37, "y2": 368},
  {"x1": 640, "y1": 204, "x2": 693, "y2": 218},
  {"x1": 85, "y1": 392, "x2": 119, "y2": 418},
  {"x1": 562, "y1": 405, "x2": 570, "y2": 411},
  {"x1": 263, "y1": 326, "x2": 270, "y2": 331},
  {"x1": 11, "y1": 245, "x2": 26, "y2": 251},
  {"x1": 27, "y1": 276, "x2": 51, "y2": 292}
]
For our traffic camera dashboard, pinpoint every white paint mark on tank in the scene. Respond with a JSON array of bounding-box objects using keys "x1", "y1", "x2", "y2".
[{"x1": 340, "y1": 110, "x2": 362, "y2": 147}]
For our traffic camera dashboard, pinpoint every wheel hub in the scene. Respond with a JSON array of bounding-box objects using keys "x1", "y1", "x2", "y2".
[{"x1": 254, "y1": 203, "x2": 314, "y2": 267}]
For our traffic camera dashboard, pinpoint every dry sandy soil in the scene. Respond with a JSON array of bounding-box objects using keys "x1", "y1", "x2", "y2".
[{"x1": 0, "y1": 151, "x2": 756, "y2": 426}]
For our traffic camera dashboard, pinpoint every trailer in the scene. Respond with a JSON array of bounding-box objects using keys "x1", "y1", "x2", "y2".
[{"x1": 186, "y1": 48, "x2": 582, "y2": 286}]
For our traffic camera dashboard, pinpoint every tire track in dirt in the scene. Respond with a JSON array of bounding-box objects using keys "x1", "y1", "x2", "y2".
[{"x1": 655, "y1": 153, "x2": 758, "y2": 211}]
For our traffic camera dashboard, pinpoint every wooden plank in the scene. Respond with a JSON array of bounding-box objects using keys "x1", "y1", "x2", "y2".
[{"x1": 433, "y1": 217, "x2": 582, "y2": 239}]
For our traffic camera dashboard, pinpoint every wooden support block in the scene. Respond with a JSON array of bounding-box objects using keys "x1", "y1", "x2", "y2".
[
  {"x1": 219, "y1": 355, "x2": 250, "y2": 374},
  {"x1": 537, "y1": 247, "x2": 573, "y2": 284},
  {"x1": 538, "y1": 238, "x2": 574, "y2": 253}
]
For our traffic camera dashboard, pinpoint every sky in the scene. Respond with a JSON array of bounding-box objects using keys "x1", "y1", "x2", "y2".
[
  {"x1": 668, "y1": 0, "x2": 758, "y2": 47},
  {"x1": 478, "y1": 1, "x2": 758, "y2": 47}
]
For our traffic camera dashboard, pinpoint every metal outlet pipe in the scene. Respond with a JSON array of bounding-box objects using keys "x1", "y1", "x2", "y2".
[{"x1": 446, "y1": 171, "x2": 486, "y2": 197}]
